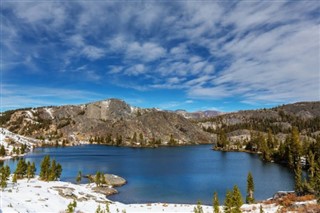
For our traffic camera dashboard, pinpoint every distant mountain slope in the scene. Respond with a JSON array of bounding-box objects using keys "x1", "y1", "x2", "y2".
[
  {"x1": 175, "y1": 109, "x2": 222, "y2": 120},
  {"x1": 198, "y1": 101, "x2": 320, "y2": 143},
  {"x1": 0, "y1": 99, "x2": 215, "y2": 147},
  {"x1": 0, "y1": 128, "x2": 40, "y2": 158}
]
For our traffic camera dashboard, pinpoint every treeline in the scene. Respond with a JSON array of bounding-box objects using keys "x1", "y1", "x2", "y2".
[
  {"x1": 89, "y1": 132, "x2": 178, "y2": 147},
  {"x1": 203, "y1": 111, "x2": 320, "y2": 136},
  {"x1": 215, "y1": 127, "x2": 320, "y2": 202},
  {"x1": 0, "y1": 144, "x2": 28, "y2": 157},
  {"x1": 0, "y1": 155, "x2": 62, "y2": 189}
]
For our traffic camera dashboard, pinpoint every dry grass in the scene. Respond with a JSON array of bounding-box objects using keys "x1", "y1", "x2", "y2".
[{"x1": 270, "y1": 194, "x2": 319, "y2": 213}]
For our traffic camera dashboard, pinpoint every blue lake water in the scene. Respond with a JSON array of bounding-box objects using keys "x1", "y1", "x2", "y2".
[{"x1": 3, "y1": 145, "x2": 294, "y2": 205}]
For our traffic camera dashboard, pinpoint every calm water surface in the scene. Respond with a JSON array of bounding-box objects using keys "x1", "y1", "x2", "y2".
[{"x1": 4, "y1": 145, "x2": 294, "y2": 205}]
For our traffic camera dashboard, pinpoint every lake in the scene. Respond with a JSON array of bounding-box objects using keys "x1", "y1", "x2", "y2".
[{"x1": 3, "y1": 145, "x2": 294, "y2": 205}]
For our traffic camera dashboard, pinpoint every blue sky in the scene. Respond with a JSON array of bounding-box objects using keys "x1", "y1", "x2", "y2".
[{"x1": 1, "y1": 1, "x2": 319, "y2": 112}]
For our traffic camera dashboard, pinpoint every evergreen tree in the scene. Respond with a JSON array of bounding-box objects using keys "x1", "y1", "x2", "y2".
[
  {"x1": 95, "y1": 204, "x2": 103, "y2": 213},
  {"x1": 217, "y1": 130, "x2": 228, "y2": 149},
  {"x1": 15, "y1": 159, "x2": 27, "y2": 179},
  {"x1": 0, "y1": 145, "x2": 6, "y2": 156},
  {"x1": 232, "y1": 185, "x2": 243, "y2": 213},
  {"x1": 246, "y1": 172, "x2": 255, "y2": 204},
  {"x1": 30, "y1": 162, "x2": 36, "y2": 178},
  {"x1": 106, "y1": 201, "x2": 110, "y2": 213},
  {"x1": 193, "y1": 201, "x2": 203, "y2": 213},
  {"x1": 291, "y1": 127, "x2": 302, "y2": 167},
  {"x1": 294, "y1": 163, "x2": 303, "y2": 195},
  {"x1": 27, "y1": 161, "x2": 32, "y2": 180},
  {"x1": 40, "y1": 155, "x2": 51, "y2": 180},
  {"x1": 66, "y1": 200, "x2": 77, "y2": 213},
  {"x1": 95, "y1": 171, "x2": 101, "y2": 187},
  {"x1": 314, "y1": 163, "x2": 320, "y2": 203},
  {"x1": 12, "y1": 173, "x2": 17, "y2": 184},
  {"x1": 213, "y1": 192, "x2": 220, "y2": 213},
  {"x1": 4, "y1": 165, "x2": 10, "y2": 178},
  {"x1": 49, "y1": 160, "x2": 57, "y2": 181},
  {"x1": 259, "y1": 205, "x2": 264, "y2": 213},
  {"x1": 52, "y1": 161, "x2": 62, "y2": 181},
  {"x1": 307, "y1": 151, "x2": 316, "y2": 188},
  {"x1": 132, "y1": 132, "x2": 137, "y2": 143},
  {"x1": 168, "y1": 134, "x2": 177, "y2": 146},
  {"x1": 0, "y1": 166, "x2": 10, "y2": 189},
  {"x1": 224, "y1": 190, "x2": 233, "y2": 213},
  {"x1": 101, "y1": 173, "x2": 106, "y2": 185},
  {"x1": 40, "y1": 155, "x2": 62, "y2": 181},
  {"x1": 76, "y1": 171, "x2": 82, "y2": 183}
]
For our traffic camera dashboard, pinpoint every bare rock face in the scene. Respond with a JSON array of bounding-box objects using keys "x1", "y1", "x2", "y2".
[{"x1": 0, "y1": 99, "x2": 215, "y2": 147}]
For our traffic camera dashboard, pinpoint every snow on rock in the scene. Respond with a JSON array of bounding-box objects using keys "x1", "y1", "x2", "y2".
[
  {"x1": 0, "y1": 128, "x2": 40, "y2": 158},
  {"x1": 0, "y1": 177, "x2": 214, "y2": 213},
  {"x1": 25, "y1": 110, "x2": 34, "y2": 119},
  {"x1": 101, "y1": 100, "x2": 111, "y2": 109},
  {"x1": 45, "y1": 107, "x2": 54, "y2": 120},
  {"x1": 130, "y1": 106, "x2": 139, "y2": 114}
]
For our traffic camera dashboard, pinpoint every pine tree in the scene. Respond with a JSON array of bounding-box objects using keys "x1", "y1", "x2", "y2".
[
  {"x1": 52, "y1": 161, "x2": 62, "y2": 181},
  {"x1": 259, "y1": 205, "x2": 264, "y2": 213},
  {"x1": 76, "y1": 171, "x2": 82, "y2": 183},
  {"x1": 0, "y1": 145, "x2": 6, "y2": 156},
  {"x1": 66, "y1": 200, "x2": 77, "y2": 213},
  {"x1": 213, "y1": 192, "x2": 220, "y2": 213},
  {"x1": 246, "y1": 172, "x2": 255, "y2": 204},
  {"x1": 307, "y1": 151, "x2": 316, "y2": 188},
  {"x1": 314, "y1": 163, "x2": 320, "y2": 203},
  {"x1": 291, "y1": 127, "x2": 302, "y2": 167},
  {"x1": 193, "y1": 201, "x2": 203, "y2": 213},
  {"x1": 15, "y1": 159, "x2": 27, "y2": 179},
  {"x1": 294, "y1": 163, "x2": 303, "y2": 195},
  {"x1": 95, "y1": 204, "x2": 103, "y2": 213},
  {"x1": 12, "y1": 173, "x2": 17, "y2": 184},
  {"x1": 49, "y1": 160, "x2": 57, "y2": 181},
  {"x1": 224, "y1": 190, "x2": 233, "y2": 213},
  {"x1": 106, "y1": 201, "x2": 110, "y2": 213},
  {"x1": 30, "y1": 162, "x2": 36, "y2": 178},
  {"x1": 4, "y1": 165, "x2": 10, "y2": 178},
  {"x1": 95, "y1": 171, "x2": 101, "y2": 187},
  {"x1": 40, "y1": 155, "x2": 51, "y2": 180},
  {"x1": 132, "y1": 132, "x2": 137, "y2": 143},
  {"x1": 0, "y1": 166, "x2": 9, "y2": 189},
  {"x1": 101, "y1": 173, "x2": 106, "y2": 185},
  {"x1": 27, "y1": 161, "x2": 32, "y2": 180},
  {"x1": 232, "y1": 185, "x2": 243, "y2": 213}
]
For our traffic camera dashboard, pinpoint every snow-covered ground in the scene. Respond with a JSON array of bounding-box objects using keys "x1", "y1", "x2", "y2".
[
  {"x1": 0, "y1": 128, "x2": 40, "y2": 160},
  {"x1": 0, "y1": 176, "x2": 214, "y2": 213},
  {"x1": 0, "y1": 176, "x2": 292, "y2": 213}
]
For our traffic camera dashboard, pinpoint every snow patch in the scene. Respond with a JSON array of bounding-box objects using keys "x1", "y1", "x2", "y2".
[
  {"x1": 45, "y1": 108, "x2": 54, "y2": 120},
  {"x1": 101, "y1": 100, "x2": 111, "y2": 109},
  {"x1": 25, "y1": 110, "x2": 34, "y2": 119}
]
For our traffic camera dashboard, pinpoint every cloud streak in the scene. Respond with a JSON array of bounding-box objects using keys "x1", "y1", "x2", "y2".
[{"x1": 1, "y1": 1, "x2": 319, "y2": 110}]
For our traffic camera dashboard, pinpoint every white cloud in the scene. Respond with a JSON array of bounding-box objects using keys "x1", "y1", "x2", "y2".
[
  {"x1": 2, "y1": 1, "x2": 319, "y2": 106},
  {"x1": 81, "y1": 46, "x2": 105, "y2": 60},
  {"x1": 125, "y1": 64, "x2": 146, "y2": 76},
  {"x1": 126, "y1": 42, "x2": 166, "y2": 62},
  {"x1": 0, "y1": 84, "x2": 104, "y2": 110}
]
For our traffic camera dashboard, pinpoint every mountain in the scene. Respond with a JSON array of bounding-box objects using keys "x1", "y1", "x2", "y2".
[
  {"x1": 175, "y1": 109, "x2": 222, "y2": 120},
  {"x1": 0, "y1": 99, "x2": 215, "y2": 147},
  {"x1": 0, "y1": 128, "x2": 40, "y2": 158},
  {"x1": 198, "y1": 101, "x2": 320, "y2": 143}
]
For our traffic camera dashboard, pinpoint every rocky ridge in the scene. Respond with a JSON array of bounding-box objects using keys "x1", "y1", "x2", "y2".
[{"x1": 0, "y1": 99, "x2": 215, "y2": 147}]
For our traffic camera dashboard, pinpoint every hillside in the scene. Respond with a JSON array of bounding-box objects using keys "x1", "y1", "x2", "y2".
[
  {"x1": 0, "y1": 99, "x2": 214, "y2": 147},
  {"x1": 199, "y1": 101, "x2": 320, "y2": 143}
]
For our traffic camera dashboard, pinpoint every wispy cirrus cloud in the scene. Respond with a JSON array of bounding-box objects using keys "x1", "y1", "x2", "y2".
[{"x1": 1, "y1": 1, "x2": 319, "y2": 111}]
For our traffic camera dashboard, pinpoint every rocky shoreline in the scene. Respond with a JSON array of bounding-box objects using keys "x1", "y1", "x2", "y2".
[{"x1": 1, "y1": 175, "x2": 318, "y2": 213}]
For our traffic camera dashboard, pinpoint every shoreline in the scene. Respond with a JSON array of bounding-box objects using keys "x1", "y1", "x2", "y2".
[{"x1": 1, "y1": 176, "x2": 316, "y2": 213}]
